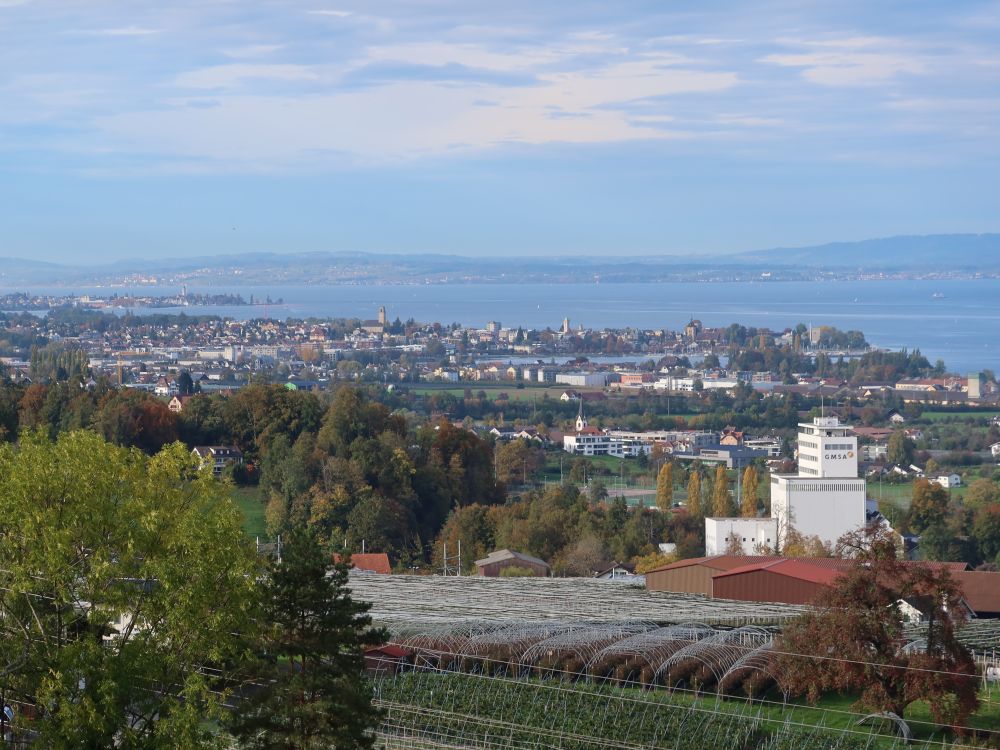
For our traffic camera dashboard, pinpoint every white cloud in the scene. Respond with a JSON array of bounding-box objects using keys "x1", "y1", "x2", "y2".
[
  {"x1": 364, "y1": 42, "x2": 562, "y2": 72},
  {"x1": 761, "y1": 37, "x2": 926, "y2": 86},
  {"x1": 96, "y1": 65, "x2": 726, "y2": 165},
  {"x1": 308, "y1": 9, "x2": 352, "y2": 18}
]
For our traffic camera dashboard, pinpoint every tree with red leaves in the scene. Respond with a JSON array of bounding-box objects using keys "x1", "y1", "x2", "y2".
[{"x1": 775, "y1": 528, "x2": 979, "y2": 730}]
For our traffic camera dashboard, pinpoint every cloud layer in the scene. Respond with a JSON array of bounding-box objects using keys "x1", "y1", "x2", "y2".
[{"x1": 0, "y1": 1, "x2": 994, "y2": 172}]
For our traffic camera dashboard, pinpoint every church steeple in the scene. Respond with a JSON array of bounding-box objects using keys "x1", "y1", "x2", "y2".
[{"x1": 575, "y1": 400, "x2": 587, "y2": 432}]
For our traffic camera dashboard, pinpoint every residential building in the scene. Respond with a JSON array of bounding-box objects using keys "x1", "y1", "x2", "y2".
[
  {"x1": 933, "y1": 473, "x2": 962, "y2": 489},
  {"x1": 192, "y1": 446, "x2": 244, "y2": 476}
]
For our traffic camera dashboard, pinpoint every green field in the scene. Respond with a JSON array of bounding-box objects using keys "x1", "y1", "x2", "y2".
[
  {"x1": 232, "y1": 486, "x2": 267, "y2": 539},
  {"x1": 919, "y1": 410, "x2": 1000, "y2": 422},
  {"x1": 871, "y1": 480, "x2": 968, "y2": 514}
]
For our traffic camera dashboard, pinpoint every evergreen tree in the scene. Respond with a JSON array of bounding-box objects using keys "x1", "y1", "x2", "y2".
[
  {"x1": 655, "y1": 461, "x2": 673, "y2": 512},
  {"x1": 740, "y1": 466, "x2": 759, "y2": 518},
  {"x1": 712, "y1": 464, "x2": 732, "y2": 518},
  {"x1": 177, "y1": 369, "x2": 195, "y2": 396},
  {"x1": 230, "y1": 530, "x2": 387, "y2": 749}
]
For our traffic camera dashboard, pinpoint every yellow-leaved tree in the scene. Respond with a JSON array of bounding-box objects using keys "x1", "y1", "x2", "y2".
[
  {"x1": 741, "y1": 465, "x2": 759, "y2": 518},
  {"x1": 686, "y1": 468, "x2": 702, "y2": 518},
  {"x1": 655, "y1": 461, "x2": 673, "y2": 512}
]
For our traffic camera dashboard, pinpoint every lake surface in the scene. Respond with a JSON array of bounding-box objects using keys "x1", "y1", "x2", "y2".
[{"x1": 4, "y1": 279, "x2": 998, "y2": 374}]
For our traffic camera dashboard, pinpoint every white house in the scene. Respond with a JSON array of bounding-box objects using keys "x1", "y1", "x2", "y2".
[
  {"x1": 192, "y1": 446, "x2": 244, "y2": 476},
  {"x1": 933, "y1": 474, "x2": 962, "y2": 489},
  {"x1": 990, "y1": 441, "x2": 1000, "y2": 459}
]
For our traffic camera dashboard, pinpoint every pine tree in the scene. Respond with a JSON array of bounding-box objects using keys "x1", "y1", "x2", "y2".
[
  {"x1": 655, "y1": 462, "x2": 673, "y2": 512},
  {"x1": 686, "y1": 469, "x2": 702, "y2": 518},
  {"x1": 230, "y1": 529, "x2": 387, "y2": 749},
  {"x1": 712, "y1": 464, "x2": 731, "y2": 518},
  {"x1": 740, "y1": 466, "x2": 759, "y2": 518}
]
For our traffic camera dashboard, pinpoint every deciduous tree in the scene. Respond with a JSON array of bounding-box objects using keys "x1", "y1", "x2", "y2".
[
  {"x1": 686, "y1": 469, "x2": 702, "y2": 518},
  {"x1": 0, "y1": 431, "x2": 258, "y2": 747},
  {"x1": 887, "y1": 429, "x2": 914, "y2": 467},
  {"x1": 740, "y1": 465, "x2": 759, "y2": 518},
  {"x1": 776, "y1": 529, "x2": 979, "y2": 729},
  {"x1": 655, "y1": 461, "x2": 673, "y2": 512},
  {"x1": 909, "y1": 478, "x2": 949, "y2": 534},
  {"x1": 711, "y1": 464, "x2": 732, "y2": 517}
]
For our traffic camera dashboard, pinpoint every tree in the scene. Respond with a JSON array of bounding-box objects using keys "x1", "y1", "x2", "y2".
[
  {"x1": 632, "y1": 551, "x2": 676, "y2": 574},
  {"x1": 776, "y1": 529, "x2": 979, "y2": 728},
  {"x1": 909, "y1": 478, "x2": 949, "y2": 534},
  {"x1": 230, "y1": 530, "x2": 387, "y2": 749},
  {"x1": 177, "y1": 369, "x2": 195, "y2": 396},
  {"x1": 686, "y1": 469, "x2": 702, "y2": 518},
  {"x1": 887, "y1": 430, "x2": 914, "y2": 467},
  {"x1": 0, "y1": 431, "x2": 258, "y2": 747},
  {"x1": 740, "y1": 465, "x2": 759, "y2": 518},
  {"x1": 588, "y1": 479, "x2": 608, "y2": 504},
  {"x1": 711, "y1": 464, "x2": 732, "y2": 518},
  {"x1": 495, "y1": 439, "x2": 545, "y2": 486},
  {"x1": 972, "y1": 503, "x2": 1000, "y2": 561},
  {"x1": 557, "y1": 534, "x2": 609, "y2": 577},
  {"x1": 655, "y1": 461, "x2": 673, "y2": 512},
  {"x1": 963, "y1": 477, "x2": 999, "y2": 511}
]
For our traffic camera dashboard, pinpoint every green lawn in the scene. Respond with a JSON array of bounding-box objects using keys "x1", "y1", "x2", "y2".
[{"x1": 231, "y1": 486, "x2": 267, "y2": 539}]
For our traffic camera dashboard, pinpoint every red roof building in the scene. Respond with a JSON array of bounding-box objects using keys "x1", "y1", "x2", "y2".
[
  {"x1": 334, "y1": 553, "x2": 392, "y2": 575},
  {"x1": 952, "y1": 571, "x2": 1000, "y2": 617}
]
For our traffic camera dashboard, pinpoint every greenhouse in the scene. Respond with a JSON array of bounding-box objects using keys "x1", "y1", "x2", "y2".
[{"x1": 348, "y1": 572, "x2": 807, "y2": 628}]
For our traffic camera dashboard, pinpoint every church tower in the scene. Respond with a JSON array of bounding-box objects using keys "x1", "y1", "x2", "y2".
[
  {"x1": 575, "y1": 401, "x2": 588, "y2": 432},
  {"x1": 378, "y1": 306, "x2": 387, "y2": 326}
]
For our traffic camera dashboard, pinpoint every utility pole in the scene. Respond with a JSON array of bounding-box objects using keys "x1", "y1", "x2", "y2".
[{"x1": 442, "y1": 541, "x2": 463, "y2": 576}]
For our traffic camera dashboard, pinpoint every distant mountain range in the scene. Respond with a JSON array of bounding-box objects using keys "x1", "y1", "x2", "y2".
[{"x1": 0, "y1": 233, "x2": 997, "y2": 286}]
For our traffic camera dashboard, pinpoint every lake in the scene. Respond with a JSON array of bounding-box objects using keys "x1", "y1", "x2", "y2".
[{"x1": 4, "y1": 279, "x2": 998, "y2": 374}]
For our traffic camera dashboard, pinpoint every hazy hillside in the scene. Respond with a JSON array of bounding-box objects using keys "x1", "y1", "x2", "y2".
[
  {"x1": 0, "y1": 233, "x2": 996, "y2": 285},
  {"x1": 737, "y1": 234, "x2": 1000, "y2": 269}
]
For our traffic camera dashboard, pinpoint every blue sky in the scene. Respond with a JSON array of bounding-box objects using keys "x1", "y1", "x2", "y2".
[{"x1": 1, "y1": 0, "x2": 998, "y2": 262}]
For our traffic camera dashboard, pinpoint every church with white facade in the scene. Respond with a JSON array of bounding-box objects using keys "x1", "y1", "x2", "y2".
[{"x1": 705, "y1": 416, "x2": 867, "y2": 555}]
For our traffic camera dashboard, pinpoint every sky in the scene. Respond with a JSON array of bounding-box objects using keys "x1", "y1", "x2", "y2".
[{"x1": 1, "y1": 0, "x2": 999, "y2": 262}]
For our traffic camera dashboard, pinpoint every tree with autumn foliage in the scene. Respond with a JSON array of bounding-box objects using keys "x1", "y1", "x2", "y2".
[
  {"x1": 655, "y1": 461, "x2": 673, "y2": 512},
  {"x1": 740, "y1": 465, "x2": 759, "y2": 518},
  {"x1": 686, "y1": 468, "x2": 702, "y2": 518},
  {"x1": 711, "y1": 464, "x2": 732, "y2": 517},
  {"x1": 775, "y1": 527, "x2": 979, "y2": 730}
]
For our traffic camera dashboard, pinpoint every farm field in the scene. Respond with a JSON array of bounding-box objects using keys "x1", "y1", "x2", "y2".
[{"x1": 376, "y1": 671, "x2": 999, "y2": 750}]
